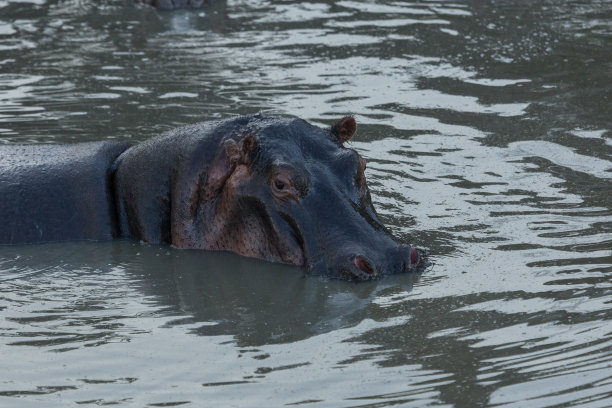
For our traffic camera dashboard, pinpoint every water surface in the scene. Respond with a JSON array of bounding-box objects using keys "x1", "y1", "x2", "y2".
[{"x1": 1, "y1": 0, "x2": 611, "y2": 407}]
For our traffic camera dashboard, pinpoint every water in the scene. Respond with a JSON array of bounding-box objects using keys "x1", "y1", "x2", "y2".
[{"x1": 1, "y1": 0, "x2": 611, "y2": 406}]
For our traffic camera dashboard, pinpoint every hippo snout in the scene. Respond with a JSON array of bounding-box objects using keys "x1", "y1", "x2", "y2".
[{"x1": 340, "y1": 245, "x2": 420, "y2": 281}]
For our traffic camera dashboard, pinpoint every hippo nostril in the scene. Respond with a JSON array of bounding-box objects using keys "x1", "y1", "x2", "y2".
[
  {"x1": 399, "y1": 245, "x2": 421, "y2": 272},
  {"x1": 410, "y1": 247, "x2": 419, "y2": 266},
  {"x1": 354, "y1": 256, "x2": 375, "y2": 275}
]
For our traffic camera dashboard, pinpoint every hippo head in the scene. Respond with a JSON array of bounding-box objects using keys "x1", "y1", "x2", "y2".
[{"x1": 170, "y1": 115, "x2": 421, "y2": 280}]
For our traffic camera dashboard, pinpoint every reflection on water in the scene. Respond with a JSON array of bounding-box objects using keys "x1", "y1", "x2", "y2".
[{"x1": 1, "y1": 0, "x2": 611, "y2": 407}]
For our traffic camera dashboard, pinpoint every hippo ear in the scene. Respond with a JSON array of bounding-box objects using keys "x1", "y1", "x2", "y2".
[
  {"x1": 331, "y1": 116, "x2": 357, "y2": 144},
  {"x1": 171, "y1": 134, "x2": 259, "y2": 247},
  {"x1": 200, "y1": 140, "x2": 237, "y2": 201},
  {"x1": 238, "y1": 134, "x2": 258, "y2": 164},
  {"x1": 226, "y1": 134, "x2": 259, "y2": 165},
  {"x1": 204, "y1": 134, "x2": 258, "y2": 198}
]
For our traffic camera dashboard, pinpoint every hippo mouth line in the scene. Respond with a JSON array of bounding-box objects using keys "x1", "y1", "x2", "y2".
[{"x1": 279, "y1": 214, "x2": 306, "y2": 267}]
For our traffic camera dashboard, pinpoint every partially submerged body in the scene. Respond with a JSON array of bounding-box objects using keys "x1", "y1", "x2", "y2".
[
  {"x1": 0, "y1": 142, "x2": 129, "y2": 244},
  {"x1": 0, "y1": 114, "x2": 424, "y2": 280}
]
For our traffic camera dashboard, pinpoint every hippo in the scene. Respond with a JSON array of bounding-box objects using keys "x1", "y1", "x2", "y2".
[{"x1": 0, "y1": 114, "x2": 423, "y2": 280}]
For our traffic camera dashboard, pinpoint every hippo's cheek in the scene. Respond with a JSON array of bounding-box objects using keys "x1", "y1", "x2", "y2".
[
  {"x1": 225, "y1": 164, "x2": 251, "y2": 190},
  {"x1": 224, "y1": 219, "x2": 305, "y2": 266},
  {"x1": 279, "y1": 230, "x2": 305, "y2": 266},
  {"x1": 238, "y1": 213, "x2": 305, "y2": 267},
  {"x1": 220, "y1": 166, "x2": 306, "y2": 266}
]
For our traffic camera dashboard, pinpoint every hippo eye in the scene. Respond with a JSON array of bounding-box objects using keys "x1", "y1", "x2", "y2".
[{"x1": 270, "y1": 172, "x2": 300, "y2": 202}]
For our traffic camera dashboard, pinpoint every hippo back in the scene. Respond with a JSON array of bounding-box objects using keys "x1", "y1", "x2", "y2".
[{"x1": 0, "y1": 142, "x2": 131, "y2": 244}]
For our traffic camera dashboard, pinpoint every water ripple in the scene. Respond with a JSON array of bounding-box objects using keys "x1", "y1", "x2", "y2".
[{"x1": 0, "y1": 0, "x2": 610, "y2": 407}]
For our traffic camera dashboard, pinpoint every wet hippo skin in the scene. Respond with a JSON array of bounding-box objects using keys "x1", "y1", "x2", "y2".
[
  {"x1": 0, "y1": 142, "x2": 131, "y2": 244},
  {"x1": 0, "y1": 114, "x2": 422, "y2": 280}
]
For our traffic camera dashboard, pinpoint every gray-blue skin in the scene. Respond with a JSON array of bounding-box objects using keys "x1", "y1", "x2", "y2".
[
  {"x1": 0, "y1": 142, "x2": 130, "y2": 244},
  {"x1": 0, "y1": 114, "x2": 423, "y2": 280}
]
